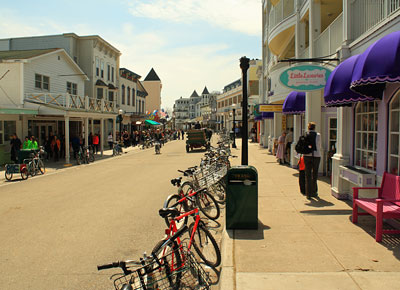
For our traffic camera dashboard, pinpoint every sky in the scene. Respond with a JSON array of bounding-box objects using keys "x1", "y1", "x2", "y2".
[{"x1": 0, "y1": 0, "x2": 262, "y2": 109}]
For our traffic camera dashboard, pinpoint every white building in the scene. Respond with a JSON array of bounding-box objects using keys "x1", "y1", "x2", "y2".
[{"x1": 173, "y1": 97, "x2": 190, "y2": 130}]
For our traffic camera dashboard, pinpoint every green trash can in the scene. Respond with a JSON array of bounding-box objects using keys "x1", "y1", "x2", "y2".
[{"x1": 226, "y1": 165, "x2": 258, "y2": 229}]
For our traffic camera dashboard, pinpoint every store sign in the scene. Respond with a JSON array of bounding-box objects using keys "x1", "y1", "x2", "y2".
[
  {"x1": 259, "y1": 104, "x2": 283, "y2": 112},
  {"x1": 279, "y1": 65, "x2": 331, "y2": 91}
]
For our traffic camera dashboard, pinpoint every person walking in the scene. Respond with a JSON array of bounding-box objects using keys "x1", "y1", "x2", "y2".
[
  {"x1": 181, "y1": 129, "x2": 185, "y2": 140},
  {"x1": 107, "y1": 132, "x2": 113, "y2": 150},
  {"x1": 303, "y1": 122, "x2": 321, "y2": 200},
  {"x1": 10, "y1": 134, "x2": 22, "y2": 163},
  {"x1": 285, "y1": 128, "x2": 293, "y2": 164},
  {"x1": 93, "y1": 133, "x2": 100, "y2": 154},
  {"x1": 275, "y1": 132, "x2": 286, "y2": 165},
  {"x1": 51, "y1": 135, "x2": 61, "y2": 162}
]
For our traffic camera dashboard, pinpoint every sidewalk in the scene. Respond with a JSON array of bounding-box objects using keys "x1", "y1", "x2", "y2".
[{"x1": 221, "y1": 140, "x2": 400, "y2": 290}]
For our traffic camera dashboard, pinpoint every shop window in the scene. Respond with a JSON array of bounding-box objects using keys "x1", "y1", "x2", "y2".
[
  {"x1": 389, "y1": 93, "x2": 400, "y2": 175},
  {"x1": 355, "y1": 101, "x2": 378, "y2": 171}
]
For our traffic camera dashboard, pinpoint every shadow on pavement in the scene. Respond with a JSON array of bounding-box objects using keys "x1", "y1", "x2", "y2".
[
  {"x1": 305, "y1": 197, "x2": 335, "y2": 207},
  {"x1": 228, "y1": 219, "x2": 271, "y2": 241},
  {"x1": 300, "y1": 209, "x2": 353, "y2": 215}
]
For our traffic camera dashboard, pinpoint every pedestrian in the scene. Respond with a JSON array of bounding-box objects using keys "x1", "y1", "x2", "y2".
[
  {"x1": 10, "y1": 134, "x2": 22, "y2": 163},
  {"x1": 107, "y1": 132, "x2": 113, "y2": 150},
  {"x1": 51, "y1": 135, "x2": 60, "y2": 162},
  {"x1": 181, "y1": 129, "x2": 185, "y2": 140},
  {"x1": 30, "y1": 136, "x2": 38, "y2": 149},
  {"x1": 250, "y1": 126, "x2": 256, "y2": 142},
  {"x1": 303, "y1": 122, "x2": 321, "y2": 200},
  {"x1": 275, "y1": 131, "x2": 286, "y2": 165},
  {"x1": 22, "y1": 136, "x2": 31, "y2": 149},
  {"x1": 93, "y1": 133, "x2": 100, "y2": 154},
  {"x1": 285, "y1": 128, "x2": 293, "y2": 164},
  {"x1": 298, "y1": 154, "x2": 306, "y2": 195}
]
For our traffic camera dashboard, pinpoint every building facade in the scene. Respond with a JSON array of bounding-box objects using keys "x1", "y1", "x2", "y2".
[{"x1": 142, "y1": 68, "x2": 162, "y2": 114}]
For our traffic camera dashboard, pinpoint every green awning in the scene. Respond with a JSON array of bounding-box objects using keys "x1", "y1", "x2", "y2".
[
  {"x1": 0, "y1": 108, "x2": 38, "y2": 115},
  {"x1": 145, "y1": 119, "x2": 161, "y2": 125}
]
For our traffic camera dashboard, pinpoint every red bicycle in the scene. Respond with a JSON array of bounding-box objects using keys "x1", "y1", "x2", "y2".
[{"x1": 153, "y1": 201, "x2": 221, "y2": 268}]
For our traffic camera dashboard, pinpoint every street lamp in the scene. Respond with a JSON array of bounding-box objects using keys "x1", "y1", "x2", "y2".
[
  {"x1": 118, "y1": 109, "x2": 124, "y2": 141},
  {"x1": 232, "y1": 103, "x2": 237, "y2": 148}
]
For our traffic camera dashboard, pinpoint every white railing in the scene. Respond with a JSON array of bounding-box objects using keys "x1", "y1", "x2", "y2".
[
  {"x1": 268, "y1": 0, "x2": 295, "y2": 30},
  {"x1": 25, "y1": 93, "x2": 116, "y2": 113},
  {"x1": 351, "y1": 0, "x2": 400, "y2": 41},
  {"x1": 313, "y1": 13, "x2": 343, "y2": 58}
]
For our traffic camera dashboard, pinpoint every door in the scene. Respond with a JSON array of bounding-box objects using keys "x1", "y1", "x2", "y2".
[{"x1": 35, "y1": 124, "x2": 56, "y2": 147}]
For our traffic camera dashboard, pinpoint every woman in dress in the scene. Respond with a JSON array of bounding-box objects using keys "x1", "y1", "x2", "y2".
[{"x1": 276, "y1": 131, "x2": 286, "y2": 165}]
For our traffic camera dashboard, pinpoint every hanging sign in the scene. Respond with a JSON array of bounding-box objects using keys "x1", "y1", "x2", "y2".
[
  {"x1": 279, "y1": 64, "x2": 331, "y2": 91},
  {"x1": 259, "y1": 104, "x2": 283, "y2": 112}
]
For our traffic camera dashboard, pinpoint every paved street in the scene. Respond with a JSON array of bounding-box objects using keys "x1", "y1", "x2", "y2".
[{"x1": 0, "y1": 139, "x2": 219, "y2": 289}]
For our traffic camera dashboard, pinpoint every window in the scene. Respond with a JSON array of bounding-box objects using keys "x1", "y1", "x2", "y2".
[
  {"x1": 112, "y1": 67, "x2": 114, "y2": 82},
  {"x1": 95, "y1": 57, "x2": 100, "y2": 76},
  {"x1": 101, "y1": 60, "x2": 104, "y2": 78},
  {"x1": 67, "y1": 82, "x2": 77, "y2": 95},
  {"x1": 127, "y1": 87, "x2": 130, "y2": 105},
  {"x1": 107, "y1": 64, "x2": 110, "y2": 81},
  {"x1": 132, "y1": 88, "x2": 135, "y2": 106},
  {"x1": 97, "y1": 88, "x2": 103, "y2": 99},
  {"x1": 328, "y1": 118, "x2": 337, "y2": 152},
  {"x1": 355, "y1": 101, "x2": 378, "y2": 171},
  {"x1": 108, "y1": 91, "x2": 114, "y2": 102},
  {"x1": 35, "y1": 74, "x2": 50, "y2": 91},
  {"x1": 389, "y1": 93, "x2": 400, "y2": 175},
  {"x1": 121, "y1": 85, "x2": 125, "y2": 104},
  {"x1": 0, "y1": 121, "x2": 16, "y2": 145}
]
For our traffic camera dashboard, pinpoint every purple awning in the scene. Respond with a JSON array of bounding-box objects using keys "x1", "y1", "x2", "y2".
[
  {"x1": 282, "y1": 91, "x2": 305, "y2": 114},
  {"x1": 255, "y1": 112, "x2": 274, "y2": 121},
  {"x1": 351, "y1": 31, "x2": 400, "y2": 99},
  {"x1": 324, "y1": 55, "x2": 374, "y2": 106}
]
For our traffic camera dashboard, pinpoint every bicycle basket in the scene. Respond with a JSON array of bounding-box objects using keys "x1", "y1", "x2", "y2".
[{"x1": 113, "y1": 246, "x2": 210, "y2": 290}]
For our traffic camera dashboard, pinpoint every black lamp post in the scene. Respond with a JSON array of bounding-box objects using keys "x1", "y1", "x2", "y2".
[
  {"x1": 232, "y1": 104, "x2": 237, "y2": 148},
  {"x1": 240, "y1": 56, "x2": 250, "y2": 165}
]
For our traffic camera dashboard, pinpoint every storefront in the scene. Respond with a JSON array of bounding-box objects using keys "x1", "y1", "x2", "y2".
[{"x1": 327, "y1": 31, "x2": 400, "y2": 199}]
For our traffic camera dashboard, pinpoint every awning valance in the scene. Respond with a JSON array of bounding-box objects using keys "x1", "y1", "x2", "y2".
[
  {"x1": 351, "y1": 31, "x2": 400, "y2": 99},
  {"x1": 145, "y1": 119, "x2": 161, "y2": 125},
  {"x1": 324, "y1": 55, "x2": 373, "y2": 107},
  {"x1": 282, "y1": 91, "x2": 305, "y2": 115}
]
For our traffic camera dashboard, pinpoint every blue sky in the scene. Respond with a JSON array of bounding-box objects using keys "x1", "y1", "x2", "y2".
[{"x1": 0, "y1": 0, "x2": 262, "y2": 109}]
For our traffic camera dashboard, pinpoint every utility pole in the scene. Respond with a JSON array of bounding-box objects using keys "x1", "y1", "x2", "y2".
[{"x1": 240, "y1": 56, "x2": 250, "y2": 165}]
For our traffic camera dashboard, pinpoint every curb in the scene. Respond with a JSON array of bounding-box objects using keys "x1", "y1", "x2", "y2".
[{"x1": 219, "y1": 226, "x2": 235, "y2": 290}]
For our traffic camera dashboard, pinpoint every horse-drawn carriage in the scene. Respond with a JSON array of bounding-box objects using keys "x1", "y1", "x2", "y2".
[{"x1": 186, "y1": 129, "x2": 210, "y2": 153}]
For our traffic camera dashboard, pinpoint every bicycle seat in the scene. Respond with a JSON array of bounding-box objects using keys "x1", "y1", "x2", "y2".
[
  {"x1": 170, "y1": 177, "x2": 182, "y2": 186},
  {"x1": 159, "y1": 207, "x2": 180, "y2": 218}
]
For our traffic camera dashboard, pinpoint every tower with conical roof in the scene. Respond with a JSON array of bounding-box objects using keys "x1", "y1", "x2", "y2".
[
  {"x1": 142, "y1": 68, "x2": 162, "y2": 113},
  {"x1": 201, "y1": 86, "x2": 209, "y2": 105}
]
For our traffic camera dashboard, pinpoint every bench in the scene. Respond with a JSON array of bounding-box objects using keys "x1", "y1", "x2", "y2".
[{"x1": 352, "y1": 172, "x2": 400, "y2": 242}]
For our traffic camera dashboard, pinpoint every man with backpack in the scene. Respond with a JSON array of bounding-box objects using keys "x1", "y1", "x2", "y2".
[{"x1": 295, "y1": 122, "x2": 321, "y2": 199}]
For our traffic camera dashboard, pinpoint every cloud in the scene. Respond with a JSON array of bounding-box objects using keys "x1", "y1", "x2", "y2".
[{"x1": 128, "y1": 0, "x2": 261, "y2": 36}]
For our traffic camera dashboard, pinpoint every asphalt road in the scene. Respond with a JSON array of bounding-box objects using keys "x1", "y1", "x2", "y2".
[{"x1": 0, "y1": 139, "x2": 213, "y2": 289}]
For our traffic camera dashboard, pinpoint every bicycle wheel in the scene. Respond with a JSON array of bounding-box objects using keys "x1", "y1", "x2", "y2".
[
  {"x1": 196, "y1": 190, "x2": 220, "y2": 220},
  {"x1": 211, "y1": 182, "x2": 226, "y2": 204},
  {"x1": 181, "y1": 182, "x2": 196, "y2": 209},
  {"x1": 5, "y1": 171, "x2": 12, "y2": 181},
  {"x1": 189, "y1": 222, "x2": 221, "y2": 268},
  {"x1": 28, "y1": 162, "x2": 36, "y2": 176},
  {"x1": 38, "y1": 160, "x2": 45, "y2": 174},
  {"x1": 164, "y1": 194, "x2": 189, "y2": 228},
  {"x1": 20, "y1": 168, "x2": 28, "y2": 180},
  {"x1": 76, "y1": 154, "x2": 82, "y2": 165},
  {"x1": 152, "y1": 240, "x2": 182, "y2": 290},
  {"x1": 89, "y1": 152, "x2": 95, "y2": 162}
]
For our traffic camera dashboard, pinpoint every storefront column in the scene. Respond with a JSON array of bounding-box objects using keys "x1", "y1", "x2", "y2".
[
  {"x1": 65, "y1": 116, "x2": 70, "y2": 164},
  {"x1": 290, "y1": 115, "x2": 302, "y2": 167},
  {"x1": 331, "y1": 106, "x2": 351, "y2": 199},
  {"x1": 84, "y1": 117, "x2": 89, "y2": 147},
  {"x1": 91, "y1": 118, "x2": 94, "y2": 134},
  {"x1": 100, "y1": 118, "x2": 104, "y2": 156},
  {"x1": 112, "y1": 117, "x2": 117, "y2": 142},
  {"x1": 268, "y1": 118, "x2": 274, "y2": 152}
]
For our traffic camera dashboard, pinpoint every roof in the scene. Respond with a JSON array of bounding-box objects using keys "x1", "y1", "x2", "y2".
[
  {"x1": 137, "y1": 81, "x2": 148, "y2": 97},
  {"x1": 120, "y1": 68, "x2": 141, "y2": 80},
  {"x1": 190, "y1": 90, "x2": 199, "y2": 98},
  {"x1": 144, "y1": 68, "x2": 161, "y2": 81},
  {"x1": 0, "y1": 48, "x2": 59, "y2": 60},
  {"x1": 202, "y1": 86, "x2": 210, "y2": 95}
]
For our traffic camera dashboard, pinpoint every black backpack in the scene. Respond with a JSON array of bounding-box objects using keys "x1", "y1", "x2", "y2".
[{"x1": 295, "y1": 132, "x2": 316, "y2": 154}]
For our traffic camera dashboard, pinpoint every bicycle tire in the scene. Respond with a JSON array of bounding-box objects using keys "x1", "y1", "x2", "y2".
[
  {"x1": 211, "y1": 182, "x2": 226, "y2": 204},
  {"x1": 20, "y1": 168, "x2": 28, "y2": 180},
  {"x1": 38, "y1": 159, "x2": 45, "y2": 174},
  {"x1": 181, "y1": 181, "x2": 196, "y2": 209},
  {"x1": 189, "y1": 222, "x2": 221, "y2": 268},
  {"x1": 196, "y1": 190, "x2": 220, "y2": 220},
  {"x1": 164, "y1": 194, "x2": 189, "y2": 228},
  {"x1": 28, "y1": 162, "x2": 36, "y2": 176},
  {"x1": 5, "y1": 171, "x2": 12, "y2": 181},
  {"x1": 89, "y1": 153, "x2": 95, "y2": 162},
  {"x1": 152, "y1": 240, "x2": 182, "y2": 290}
]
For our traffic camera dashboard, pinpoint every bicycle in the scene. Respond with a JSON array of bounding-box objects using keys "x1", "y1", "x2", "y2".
[
  {"x1": 76, "y1": 146, "x2": 88, "y2": 165},
  {"x1": 154, "y1": 140, "x2": 161, "y2": 154},
  {"x1": 98, "y1": 240, "x2": 210, "y2": 290},
  {"x1": 113, "y1": 142, "x2": 123, "y2": 156},
  {"x1": 154, "y1": 204, "x2": 221, "y2": 268},
  {"x1": 25, "y1": 147, "x2": 46, "y2": 176}
]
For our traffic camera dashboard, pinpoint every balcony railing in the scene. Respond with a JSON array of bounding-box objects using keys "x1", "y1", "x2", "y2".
[
  {"x1": 351, "y1": 0, "x2": 400, "y2": 41},
  {"x1": 314, "y1": 13, "x2": 343, "y2": 58},
  {"x1": 268, "y1": 0, "x2": 295, "y2": 31},
  {"x1": 25, "y1": 93, "x2": 117, "y2": 113}
]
